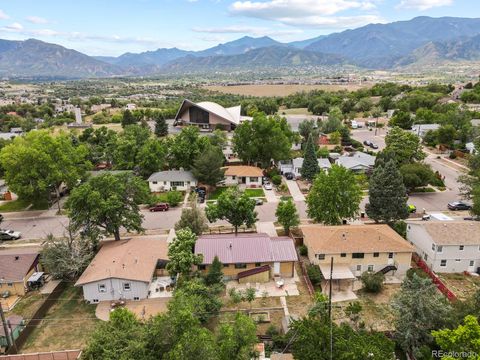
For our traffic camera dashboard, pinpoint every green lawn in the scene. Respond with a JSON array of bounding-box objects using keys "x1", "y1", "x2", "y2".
[
  {"x1": 20, "y1": 285, "x2": 98, "y2": 353},
  {"x1": 208, "y1": 187, "x2": 265, "y2": 200},
  {"x1": 0, "y1": 198, "x2": 49, "y2": 212},
  {"x1": 151, "y1": 191, "x2": 184, "y2": 203}
]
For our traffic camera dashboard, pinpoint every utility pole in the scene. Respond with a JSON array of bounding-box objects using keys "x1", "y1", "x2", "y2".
[
  {"x1": 6, "y1": 320, "x2": 17, "y2": 353},
  {"x1": 328, "y1": 257, "x2": 333, "y2": 360},
  {"x1": 0, "y1": 302, "x2": 11, "y2": 348}
]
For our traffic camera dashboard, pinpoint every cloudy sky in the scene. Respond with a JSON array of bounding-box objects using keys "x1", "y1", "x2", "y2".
[{"x1": 0, "y1": 0, "x2": 476, "y2": 56}]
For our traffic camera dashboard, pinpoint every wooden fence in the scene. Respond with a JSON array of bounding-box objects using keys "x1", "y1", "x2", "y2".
[
  {"x1": 7, "y1": 282, "x2": 67, "y2": 355},
  {"x1": 412, "y1": 253, "x2": 457, "y2": 302}
]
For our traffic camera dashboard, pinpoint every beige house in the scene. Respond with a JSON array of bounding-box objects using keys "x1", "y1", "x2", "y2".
[
  {"x1": 0, "y1": 250, "x2": 41, "y2": 296},
  {"x1": 302, "y1": 225, "x2": 414, "y2": 292},
  {"x1": 174, "y1": 99, "x2": 251, "y2": 131},
  {"x1": 195, "y1": 233, "x2": 298, "y2": 283},
  {"x1": 224, "y1": 166, "x2": 263, "y2": 187}
]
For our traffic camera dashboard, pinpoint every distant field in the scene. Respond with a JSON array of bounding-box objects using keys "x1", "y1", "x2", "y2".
[
  {"x1": 277, "y1": 107, "x2": 312, "y2": 115},
  {"x1": 204, "y1": 84, "x2": 370, "y2": 97}
]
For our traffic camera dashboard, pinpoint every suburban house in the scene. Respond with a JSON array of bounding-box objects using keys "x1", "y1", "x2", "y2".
[
  {"x1": 75, "y1": 238, "x2": 169, "y2": 303},
  {"x1": 302, "y1": 224, "x2": 414, "y2": 293},
  {"x1": 0, "y1": 250, "x2": 41, "y2": 296},
  {"x1": 194, "y1": 233, "x2": 298, "y2": 283},
  {"x1": 335, "y1": 152, "x2": 375, "y2": 172},
  {"x1": 411, "y1": 124, "x2": 441, "y2": 138},
  {"x1": 278, "y1": 157, "x2": 331, "y2": 177},
  {"x1": 224, "y1": 166, "x2": 263, "y2": 187},
  {"x1": 407, "y1": 221, "x2": 480, "y2": 273},
  {"x1": 174, "y1": 99, "x2": 252, "y2": 131},
  {"x1": 147, "y1": 170, "x2": 197, "y2": 192},
  {"x1": 0, "y1": 315, "x2": 24, "y2": 348}
]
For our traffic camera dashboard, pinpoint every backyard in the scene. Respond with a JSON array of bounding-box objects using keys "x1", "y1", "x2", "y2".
[{"x1": 19, "y1": 285, "x2": 98, "y2": 353}]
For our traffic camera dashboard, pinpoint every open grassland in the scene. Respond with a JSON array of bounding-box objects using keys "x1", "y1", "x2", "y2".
[{"x1": 204, "y1": 84, "x2": 370, "y2": 97}]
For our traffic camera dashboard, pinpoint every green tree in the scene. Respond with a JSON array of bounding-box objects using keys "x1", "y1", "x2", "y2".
[
  {"x1": 165, "y1": 327, "x2": 218, "y2": 360},
  {"x1": 82, "y1": 308, "x2": 151, "y2": 360},
  {"x1": 384, "y1": 126, "x2": 425, "y2": 164},
  {"x1": 191, "y1": 146, "x2": 225, "y2": 186},
  {"x1": 114, "y1": 125, "x2": 151, "y2": 170},
  {"x1": 175, "y1": 197, "x2": 209, "y2": 235},
  {"x1": 432, "y1": 315, "x2": 480, "y2": 360},
  {"x1": 366, "y1": 160, "x2": 409, "y2": 223},
  {"x1": 0, "y1": 130, "x2": 89, "y2": 206},
  {"x1": 437, "y1": 124, "x2": 457, "y2": 147},
  {"x1": 275, "y1": 199, "x2": 300, "y2": 234},
  {"x1": 121, "y1": 109, "x2": 137, "y2": 128},
  {"x1": 389, "y1": 110, "x2": 413, "y2": 129},
  {"x1": 298, "y1": 119, "x2": 319, "y2": 143},
  {"x1": 154, "y1": 116, "x2": 168, "y2": 137},
  {"x1": 66, "y1": 173, "x2": 149, "y2": 241},
  {"x1": 166, "y1": 228, "x2": 203, "y2": 277},
  {"x1": 392, "y1": 274, "x2": 452, "y2": 357},
  {"x1": 300, "y1": 134, "x2": 320, "y2": 181},
  {"x1": 360, "y1": 271, "x2": 385, "y2": 293},
  {"x1": 233, "y1": 112, "x2": 293, "y2": 167},
  {"x1": 399, "y1": 162, "x2": 436, "y2": 191},
  {"x1": 306, "y1": 165, "x2": 362, "y2": 225},
  {"x1": 167, "y1": 126, "x2": 209, "y2": 169},
  {"x1": 205, "y1": 255, "x2": 224, "y2": 286},
  {"x1": 137, "y1": 138, "x2": 166, "y2": 178},
  {"x1": 206, "y1": 187, "x2": 257, "y2": 235},
  {"x1": 322, "y1": 106, "x2": 343, "y2": 134},
  {"x1": 217, "y1": 313, "x2": 258, "y2": 360},
  {"x1": 79, "y1": 126, "x2": 118, "y2": 166}
]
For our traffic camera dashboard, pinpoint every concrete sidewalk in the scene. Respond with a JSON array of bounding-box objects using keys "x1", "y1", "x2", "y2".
[
  {"x1": 256, "y1": 221, "x2": 278, "y2": 237},
  {"x1": 263, "y1": 188, "x2": 279, "y2": 203},
  {"x1": 285, "y1": 180, "x2": 306, "y2": 201}
]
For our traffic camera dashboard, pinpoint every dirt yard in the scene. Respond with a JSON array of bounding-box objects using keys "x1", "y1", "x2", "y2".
[
  {"x1": 437, "y1": 273, "x2": 480, "y2": 301},
  {"x1": 204, "y1": 84, "x2": 370, "y2": 97}
]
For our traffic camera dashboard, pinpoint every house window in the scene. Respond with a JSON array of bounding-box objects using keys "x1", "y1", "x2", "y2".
[
  {"x1": 388, "y1": 253, "x2": 394, "y2": 259},
  {"x1": 250, "y1": 177, "x2": 259, "y2": 182},
  {"x1": 432, "y1": 244, "x2": 435, "y2": 251},
  {"x1": 255, "y1": 263, "x2": 261, "y2": 267},
  {"x1": 455, "y1": 259, "x2": 461, "y2": 262},
  {"x1": 232, "y1": 176, "x2": 236, "y2": 180},
  {"x1": 133, "y1": 297, "x2": 140, "y2": 301},
  {"x1": 437, "y1": 246, "x2": 443, "y2": 253},
  {"x1": 340, "y1": 253, "x2": 346, "y2": 257},
  {"x1": 171, "y1": 181, "x2": 184, "y2": 187},
  {"x1": 152, "y1": 181, "x2": 157, "y2": 185},
  {"x1": 424, "y1": 253, "x2": 428, "y2": 261},
  {"x1": 367, "y1": 265, "x2": 374, "y2": 272},
  {"x1": 440, "y1": 260, "x2": 447, "y2": 267},
  {"x1": 235, "y1": 263, "x2": 247, "y2": 269},
  {"x1": 198, "y1": 265, "x2": 206, "y2": 270},
  {"x1": 98, "y1": 284, "x2": 107, "y2": 293},
  {"x1": 470, "y1": 260, "x2": 475, "y2": 266},
  {"x1": 123, "y1": 283, "x2": 131, "y2": 291},
  {"x1": 356, "y1": 265, "x2": 362, "y2": 272},
  {"x1": 459, "y1": 245, "x2": 464, "y2": 251},
  {"x1": 373, "y1": 252, "x2": 379, "y2": 257},
  {"x1": 92, "y1": 299, "x2": 99, "y2": 303},
  {"x1": 352, "y1": 253, "x2": 364, "y2": 259},
  {"x1": 316, "y1": 254, "x2": 326, "y2": 260},
  {"x1": 7, "y1": 283, "x2": 12, "y2": 287},
  {"x1": 223, "y1": 264, "x2": 229, "y2": 268}
]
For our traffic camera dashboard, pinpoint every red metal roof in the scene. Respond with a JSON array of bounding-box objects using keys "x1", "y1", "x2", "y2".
[{"x1": 195, "y1": 233, "x2": 298, "y2": 264}]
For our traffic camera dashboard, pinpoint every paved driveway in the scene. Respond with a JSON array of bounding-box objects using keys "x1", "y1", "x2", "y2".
[
  {"x1": 256, "y1": 221, "x2": 278, "y2": 236},
  {"x1": 286, "y1": 180, "x2": 306, "y2": 201},
  {"x1": 263, "y1": 188, "x2": 279, "y2": 203}
]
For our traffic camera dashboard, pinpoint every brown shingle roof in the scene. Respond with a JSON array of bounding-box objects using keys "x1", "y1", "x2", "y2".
[
  {"x1": 75, "y1": 238, "x2": 168, "y2": 286},
  {"x1": 301, "y1": 224, "x2": 414, "y2": 254},
  {"x1": 0, "y1": 253, "x2": 38, "y2": 283},
  {"x1": 195, "y1": 233, "x2": 298, "y2": 264},
  {"x1": 224, "y1": 166, "x2": 263, "y2": 177},
  {"x1": 412, "y1": 221, "x2": 480, "y2": 245}
]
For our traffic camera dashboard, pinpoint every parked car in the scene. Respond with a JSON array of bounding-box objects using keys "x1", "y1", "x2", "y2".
[
  {"x1": 197, "y1": 196, "x2": 205, "y2": 204},
  {"x1": 407, "y1": 204, "x2": 417, "y2": 213},
  {"x1": 262, "y1": 176, "x2": 269, "y2": 184},
  {"x1": 255, "y1": 199, "x2": 264, "y2": 206},
  {"x1": 285, "y1": 172, "x2": 295, "y2": 180},
  {"x1": 0, "y1": 229, "x2": 21, "y2": 240},
  {"x1": 363, "y1": 140, "x2": 372, "y2": 147},
  {"x1": 263, "y1": 183, "x2": 273, "y2": 190},
  {"x1": 149, "y1": 203, "x2": 169, "y2": 212},
  {"x1": 448, "y1": 201, "x2": 471, "y2": 211},
  {"x1": 370, "y1": 143, "x2": 379, "y2": 149},
  {"x1": 195, "y1": 186, "x2": 207, "y2": 195}
]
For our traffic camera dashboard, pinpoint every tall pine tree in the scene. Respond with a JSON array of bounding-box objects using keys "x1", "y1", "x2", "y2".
[
  {"x1": 154, "y1": 116, "x2": 169, "y2": 137},
  {"x1": 366, "y1": 159, "x2": 409, "y2": 223},
  {"x1": 300, "y1": 133, "x2": 320, "y2": 181}
]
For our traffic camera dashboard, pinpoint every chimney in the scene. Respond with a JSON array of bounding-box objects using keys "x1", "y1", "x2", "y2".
[
  {"x1": 14, "y1": 256, "x2": 19, "y2": 261},
  {"x1": 342, "y1": 233, "x2": 346, "y2": 241}
]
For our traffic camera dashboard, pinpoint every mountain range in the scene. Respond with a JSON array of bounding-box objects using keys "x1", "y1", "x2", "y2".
[{"x1": 2, "y1": 16, "x2": 480, "y2": 79}]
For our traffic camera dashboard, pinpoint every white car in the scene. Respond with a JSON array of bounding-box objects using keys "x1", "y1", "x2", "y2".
[
  {"x1": 263, "y1": 183, "x2": 273, "y2": 190},
  {"x1": 0, "y1": 229, "x2": 21, "y2": 240}
]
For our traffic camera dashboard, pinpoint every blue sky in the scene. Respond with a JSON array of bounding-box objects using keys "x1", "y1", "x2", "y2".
[{"x1": 0, "y1": 0, "x2": 478, "y2": 56}]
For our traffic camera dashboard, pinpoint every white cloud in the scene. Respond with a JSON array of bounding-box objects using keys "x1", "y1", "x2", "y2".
[
  {"x1": 0, "y1": 10, "x2": 9, "y2": 20},
  {"x1": 192, "y1": 25, "x2": 302, "y2": 36},
  {"x1": 25, "y1": 16, "x2": 49, "y2": 24},
  {"x1": 277, "y1": 14, "x2": 385, "y2": 28},
  {"x1": 396, "y1": 0, "x2": 453, "y2": 11},
  {"x1": 2, "y1": 22, "x2": 23, "y2": 32},
  {"x1": 230, "y1": 0, "x2": 376, "y2": 18}
]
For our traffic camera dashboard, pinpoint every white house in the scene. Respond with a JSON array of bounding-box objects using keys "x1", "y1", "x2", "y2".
[
  {"x1": 411, "y1": 124, "x2": 441, "y2": 138},
  {"x1": 224, "y1": 166, "x2": 263, "y2": 187},
  {"x1": 75, "y1": 238, "x2": 169, "y2": 303},
  {"x1": 407, "y1": 221, "x2": 480, "y2": 273},
  {"x1": 466, "y1": 142, "x2": 477, "y2": 155},
  {"x1": 148, "y1": 170, "x2": 197, "y2": 192},
  {"x1": 336, "y1": 152, "x2": 375, "y2": 173},
  {"x1": 279, "y1": 157, "x2": 331, "y2": 177}
]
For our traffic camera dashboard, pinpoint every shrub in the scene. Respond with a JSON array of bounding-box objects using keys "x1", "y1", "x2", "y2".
[
  {"x1": 449, "y1": 152, "x2": 457, "y2": 159},
  {"x1": 307, "y1": 264, "x2": 323, "y2": 285},
  {"x1": 271, "y1": 175, "x2": 282, "y2": 186},
  {"x1": 265, "y1": 168, "x2": 280, "y2": 178},
  {"x1": 360, "y1": 271, "x2": 385, "y2": 293},
  {"x1": 406, "y1": 268, "x2": 429, "y2": 280},
  {"x1": 390, "y1": 221, "x2": 407, "y2": 238},
  {"x1": 298, "y1": 245, "x2": 308, "y2": 256},
  {"x1": 166, "y1": 191, "x2": 183, "y2": 207}
]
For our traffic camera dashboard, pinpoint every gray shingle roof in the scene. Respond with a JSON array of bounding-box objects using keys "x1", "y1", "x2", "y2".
[
  {"x1": 195, "y1": 233, "x2": 298, "y2": 264},
  {"x1": 148, "y1": 170, "x2": 196, "y2": 182}
]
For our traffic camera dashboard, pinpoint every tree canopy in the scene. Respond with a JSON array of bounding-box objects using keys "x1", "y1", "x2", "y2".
[
  {"x1": 300, "y1": 133, "x2": 320, "y2": 181},
  {"x1": 384, "y1": 126, "x2": 425, "y2": 164},
  {"x1": 166, "y1": 228, "x2": 203, "y2": 277},
  {"x1": 191, "y1": 146, "x2": 225, "y2": 186}
]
